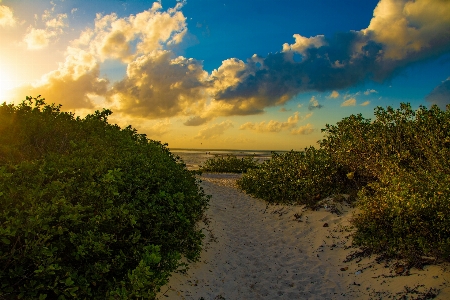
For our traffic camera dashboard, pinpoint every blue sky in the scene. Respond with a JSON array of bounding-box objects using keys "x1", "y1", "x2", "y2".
[{"x1": 1, "y1": 0, "x2": 449, "y2": 150}]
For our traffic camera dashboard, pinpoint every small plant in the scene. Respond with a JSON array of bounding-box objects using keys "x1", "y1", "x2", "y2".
[{"x1": 200, "y1": 154, "x2": 259, "y2": 173}]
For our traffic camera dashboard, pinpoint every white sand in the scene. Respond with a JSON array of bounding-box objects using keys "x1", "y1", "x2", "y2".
[{"x1": 157, "y1": 173, "x2": 450, "y2": 299}]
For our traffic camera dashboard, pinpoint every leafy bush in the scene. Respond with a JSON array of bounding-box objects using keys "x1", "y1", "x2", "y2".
[
  {"x1": 200, "y1": 155, "x2": 259, "y2": 173},
  {"x1": 237, "y1": 147, "x2": 353, "y2": 206},
  {"x1": 319, "y1": 103, "x2": 449, "y2": 185},
  {"x1": 0, "y1": 96, "x2": 209, "y2": 299},
  {"x1": 238, "y1": 102, "x2": 450, "y2": 262},
  {"x1": 345, "y1": 104, "x2": 450, "y2": 262},
  {"x1": 352, "y1": 167, "x2": 450, "y2": 262}
]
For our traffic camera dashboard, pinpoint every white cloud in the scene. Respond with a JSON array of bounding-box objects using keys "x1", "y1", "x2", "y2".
[
  {"x1": 24, "y1": 28, "x2": 52, "y2": 49},
  {"x1": 360, "y1": 101, "x2": 370, "y2": 106},
  {"x1": 308, "y1": 96, "x2": 323, "y2": 110},
  {"x1": 0, "y1": 5, "x2": 16, "y2": 27},
  {"x1": 282, "y1": 34, "x2": 326, "y2": 59},
  {"x1": 10, "y1": 46, "x2": 108, "y2": 109},
  {"x1": 78, "y1": 2, "x2": 187, "y2": 63},
  {"x1": 364, "y1": 0, "x2": 450, "y2": 60},
  {"x1": 108, "y1": 50, "x2": 208, "y2": 118},
  {"x1": 329, "y1": 91, "x2": 339, "y2": 98},
  {"x1": 364, "y1": 89, "x2": 378, "y2": 95},
  {"x1": 145, "y1": 119, "x2": 172, "y2": 137},
  {"x1": 195, "y1": 121, "x2": 233, "y2": 140},
  {"x1": 23, "y1": 4, "x2": 68, "y2": 50},
  {"x1": 240, "y1": 112, "x2": 313, "y2": 134},
  {"x1": 341, "y1": 98, "x2": 357, "y2": 107},
  {"x1": 290, "y1": 123, "x2": 314, "y2": 135}
]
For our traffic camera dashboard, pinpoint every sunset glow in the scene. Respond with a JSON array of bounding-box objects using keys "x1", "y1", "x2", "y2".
[
  {"x1": 0, "y1": 69, "x2": 13, "y2": 99},
  {"x1": 0, "y1": 0, "x2": 449, "y2": 150}
]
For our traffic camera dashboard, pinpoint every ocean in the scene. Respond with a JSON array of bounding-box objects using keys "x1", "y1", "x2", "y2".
[{"x1": 170, "y1": 149, "x2": 278, "y2": 170}]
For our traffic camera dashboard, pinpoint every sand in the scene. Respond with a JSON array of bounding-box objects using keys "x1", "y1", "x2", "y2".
[{"x1": 156, "y1": 173, "x2": 450, "y2": 299}]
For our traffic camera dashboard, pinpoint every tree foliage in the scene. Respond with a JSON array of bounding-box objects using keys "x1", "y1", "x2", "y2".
[{"x1": 0, "y1": 96, "x2": 209, "y2": 299}]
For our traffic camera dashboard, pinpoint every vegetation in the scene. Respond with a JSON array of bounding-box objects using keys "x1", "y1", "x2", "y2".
[
  {"x1": 237, "y1": 103, "x2": 450, "y2": 263},
  {"x1": 238, "y1": 148, "x2": 353, "y2": 206},
  {"x1": 200, "y1": 155, "x2": 259, "y2": 173},
  {"x1": 0, "y1": 96, "x2": 209, "y2": 299}
]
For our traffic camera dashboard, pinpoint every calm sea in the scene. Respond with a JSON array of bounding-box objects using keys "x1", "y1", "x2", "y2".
[{"x1": 170, "y1": 149, "x2": 279, "y2": 170}]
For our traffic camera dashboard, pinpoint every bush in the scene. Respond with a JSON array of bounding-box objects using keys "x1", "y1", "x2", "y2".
[
  {"x1": 200, "y1": 155, "x2": 259, "y2": 173},
  {"x1": 0, "y1": 96, "x2": 209, "y2": 299},
  {"x1": 352, "y1": 167, "x2": 450, "y2": 262},
  {"x1": 237, "y1": 147, "x2": 352, "y2": 206},
  {"x1": 237, "y1": 102, "x2": 450, "y2": 263},
  {"x1": 345, "y1": 104, "x2": 450, "y2": 262}
]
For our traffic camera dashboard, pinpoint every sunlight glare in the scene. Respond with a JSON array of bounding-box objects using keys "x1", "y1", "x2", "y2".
[{"x1": 0, "y1": 68, "x2": 15, "y2": 100}]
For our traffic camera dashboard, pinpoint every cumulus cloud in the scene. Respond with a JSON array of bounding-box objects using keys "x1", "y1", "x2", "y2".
[
  {"x1": 184, "y1": 115, "x2": 212, "y2": 126},
  {"x1": 240, "y1": 112, "x2": 299, "y2": 133},
  {"x1": 0, "y1": 5, "x2": 16, "y2": 27},
  {"x1": 11, "y1": 0, "x2": 450, "y2": 124},
  {"x1": 206, "y1": 0, "x2": 450, "y2": 117},
  {"x1": 10, "y1": 47, "x2": 108, "y2": 109},
  {"x1": 240, "y1": 112, "x2": 312, "y2": 134},
  {"x1": 308, "y1": 96, "x2": 323, "y2": 110},
  {"x1": 426, "y1": 78, "x2": 450, "y2": 109},
  {"x1": 11, "y1": 3, "x2": 198, "y2": 115},
  {"x1": 329, "y1": 90, "x2": 339, "y2": 98},
  {"x1": 108, "y1": 50, "x2": 208, "y2": 118},
  {"x1": 282, "y1": 34, "x2": 326, "y2": 59},
  {"x1": 73, "y1": 2, "x2": 187, "y2": 63},
  {"x1": 291, "y1": 123, "x2": 314, "y2": 135},
  {"x1": 145, "y1": 119, "x2": 172, "y2": 137},
  {"x1": 24, "y1": 4, "x2": 68, "y2": 50},
  {"x1": 195, "y1": 120, "x2": 233, "y2": 140},
  {"x1": 364, "y1": 0, "x2": 450, "y2": 60},
  {"x1": 341, "y1": 98, "x2": 357, "y2": 107}
]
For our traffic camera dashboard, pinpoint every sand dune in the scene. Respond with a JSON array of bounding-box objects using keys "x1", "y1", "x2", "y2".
[{"x1": 157, "y1": 173, "x2": 450, "y2": 299}]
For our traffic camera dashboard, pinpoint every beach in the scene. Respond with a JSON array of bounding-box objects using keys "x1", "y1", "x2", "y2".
[{"x1": 157, "y1": 173, "x2": 450, "y2": 299}]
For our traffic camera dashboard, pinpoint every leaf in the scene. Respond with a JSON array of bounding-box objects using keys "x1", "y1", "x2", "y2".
[
  {"x1": 65, "y1": 277, "x2": 74, "y2": 286},
  {"x1": 1, "y1": 238, "x2": 10, "y2": 245}
]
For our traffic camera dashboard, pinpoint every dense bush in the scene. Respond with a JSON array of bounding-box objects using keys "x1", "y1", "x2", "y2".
[
  {"x1": 237, "y1": 147, "x2": 353, "y2": 206},
  {"x1": 343, "y1": 104, "x2": 450, "y2": 262},
  {"x1": 200, "y1": 155, "x2": 259, "y2": 173},
  {"x1": 353, "y1": 167, "x2": 450, "y2": 262},
  {"x1": 238, "y1": 102, "x2": 450, "y2": 262},
  {"x1": 0, "y1": 96, "x2": 209, "y2": 299}
]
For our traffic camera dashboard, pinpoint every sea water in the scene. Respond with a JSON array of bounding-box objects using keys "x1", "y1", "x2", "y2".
[{"x1": 170, "y1": 149, "x2": 276, "y2": 170}]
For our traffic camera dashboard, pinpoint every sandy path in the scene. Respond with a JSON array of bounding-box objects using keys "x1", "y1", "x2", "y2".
[{"x1": 157, "y1": 173, "x2": 450, "y2": 299}]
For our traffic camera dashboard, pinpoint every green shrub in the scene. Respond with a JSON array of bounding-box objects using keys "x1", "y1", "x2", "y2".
[
  {"x1": 319, "y1": 103, "x2": 450, "y2": 186},
  {"x1": 237, "y1": 147, "x2": 352, "y2": 206},
  {"x1": 238, "y1": 102, "x2": 450, "y2": 262},
  {"x1": 346, "y1": 104, "x2": 450, "y2": 262},
  {"x1": 0, "y1": 96, "x2": 209, "y2": 299},
  {"x1": 200, "y1": 155, "x2": 259, "y2": 173},
  {"x1": 352, "y1": 167, "x2": 450, "y2": 262}
]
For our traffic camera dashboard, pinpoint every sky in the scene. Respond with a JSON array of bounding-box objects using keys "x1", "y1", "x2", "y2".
[{"x1": 0, "y1": 0, "x2": 449, "y2": 151}]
